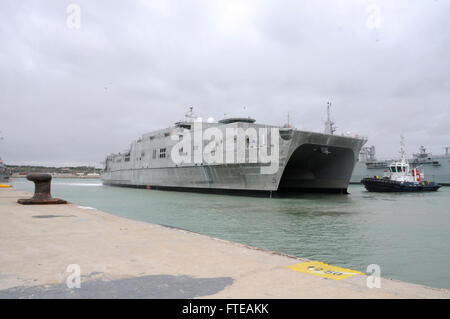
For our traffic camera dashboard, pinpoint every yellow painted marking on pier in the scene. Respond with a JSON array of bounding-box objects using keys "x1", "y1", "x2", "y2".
[{"x1": 287, "y1": 261, "x2": 364, "y2": 280}]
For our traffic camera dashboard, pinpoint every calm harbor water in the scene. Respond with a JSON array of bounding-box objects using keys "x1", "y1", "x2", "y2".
[{"x1": 11, "y1": 178, "x2": 450, "y2": 289}]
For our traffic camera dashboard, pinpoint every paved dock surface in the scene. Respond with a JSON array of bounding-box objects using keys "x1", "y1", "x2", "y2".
[{"x1": 0, "y1": 188, "x2": 449, "y2": 299}]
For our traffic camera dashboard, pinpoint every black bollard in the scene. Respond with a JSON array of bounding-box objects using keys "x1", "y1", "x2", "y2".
[{"x1": 17, "y1": 173, "x2": 67, "y2": 205}]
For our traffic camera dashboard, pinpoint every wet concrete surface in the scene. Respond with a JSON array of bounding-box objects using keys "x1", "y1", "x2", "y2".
[
  {"x1": 0, "y1": 274, "x2": 233, "y2": 299},
  {"x1": 1, "y1": 188, "x2": 449, "y2": 299}
]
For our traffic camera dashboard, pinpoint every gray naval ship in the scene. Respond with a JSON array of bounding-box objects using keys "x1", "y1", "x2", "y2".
[
  {"x1": 351, "y1": 145, "x2": 450, "y2": 186},
  {"x1": 102, "y1": 106, "x2": 367, "y2": 196}
]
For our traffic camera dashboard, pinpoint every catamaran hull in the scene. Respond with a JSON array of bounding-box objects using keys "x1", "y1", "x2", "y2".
[{"x1": 102, "y1": 130, "x2": 366, "y2": 196}]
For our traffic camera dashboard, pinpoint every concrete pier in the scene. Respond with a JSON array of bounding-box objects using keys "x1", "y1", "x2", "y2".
[{"x1": 0, "y1": 187, "x2": 449, "y2": 299}]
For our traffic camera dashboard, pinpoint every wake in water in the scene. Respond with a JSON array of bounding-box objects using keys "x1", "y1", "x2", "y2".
[
  {"x1": 52, "y1": 182, "x2": 103, "y2": 187},
  {"x1": 77, "y1": 206, "x2": 97, "y2": 210}
]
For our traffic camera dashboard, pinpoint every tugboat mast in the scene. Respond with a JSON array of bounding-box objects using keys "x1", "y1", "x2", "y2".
[{"x1": 400, "y1": 135, "x2": 407, "y2": 163}]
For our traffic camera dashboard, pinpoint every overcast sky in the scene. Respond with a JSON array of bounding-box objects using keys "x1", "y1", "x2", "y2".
[{"x1": 1, "y1": 0, "x2": 449, "y2": 167}]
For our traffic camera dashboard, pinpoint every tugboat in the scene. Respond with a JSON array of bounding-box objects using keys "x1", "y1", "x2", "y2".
[{"x1": 361, "y1": 137, "x2": 441, "y2": 192}]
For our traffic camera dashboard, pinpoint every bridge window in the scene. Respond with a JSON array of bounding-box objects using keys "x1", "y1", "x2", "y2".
[{"x1": 159, "y1": 148, "x2": 166, "y2": 158}]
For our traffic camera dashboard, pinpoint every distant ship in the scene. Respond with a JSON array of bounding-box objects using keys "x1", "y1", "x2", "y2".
[
  {"x1": 0, "y1": 158, "x2": 11, "y2": 182},
  {"x1": 351, "y1": 145, "x2": 450, "y2": 186},
  {"x1": 102, "y1": 105, "x2": 367, "y2": 196}
]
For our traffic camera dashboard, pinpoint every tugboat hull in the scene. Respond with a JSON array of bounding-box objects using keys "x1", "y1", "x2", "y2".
[{"x1": 361, "y1": 178, "x2": 441, "y2": 192}]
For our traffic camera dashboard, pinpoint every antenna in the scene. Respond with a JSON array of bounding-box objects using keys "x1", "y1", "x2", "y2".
[
  {"x1": 242, "y1": 106, "x2": 251, "y2": 119},
  {"x1": 400, "y1": 134, "x2": 406, "y2": 162},
  {"x1": 282, "y1": 112, "x2": 292, "y2": 128},
  {"x1": 445, "y1": 146, "x2": 449, "y2": 156},
  {"x1": 324, "y1": 102, "x2": 336, "y2": 135},
  {"x1": 185, "y1": 106, "x2": 195, "y2": 119}
]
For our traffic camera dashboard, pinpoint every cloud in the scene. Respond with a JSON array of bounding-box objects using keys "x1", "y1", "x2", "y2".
[{"x1": 1, "y1": 0, "x2": 449, "y2": 166}]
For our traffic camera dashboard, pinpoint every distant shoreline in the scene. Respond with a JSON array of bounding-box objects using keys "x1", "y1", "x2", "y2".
[{"x1": 11, "y1": 175, "x2": 101, "y2": 179}]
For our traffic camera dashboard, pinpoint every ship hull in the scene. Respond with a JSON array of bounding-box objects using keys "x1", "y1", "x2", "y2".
[
  {"x1": 361, "y1": 178, "x2": 441, "y2": 192},
  {"x1": 102, "y1": 129, "x2": 366, "y2": 196}
]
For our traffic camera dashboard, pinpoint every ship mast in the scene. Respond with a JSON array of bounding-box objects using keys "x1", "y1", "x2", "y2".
[
  {"x1": 324, "y1": 102, "x2": 336, "y2": 135},
  {"x1": 185, "y1": 106, "x2": 196, "y2": 121}
]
